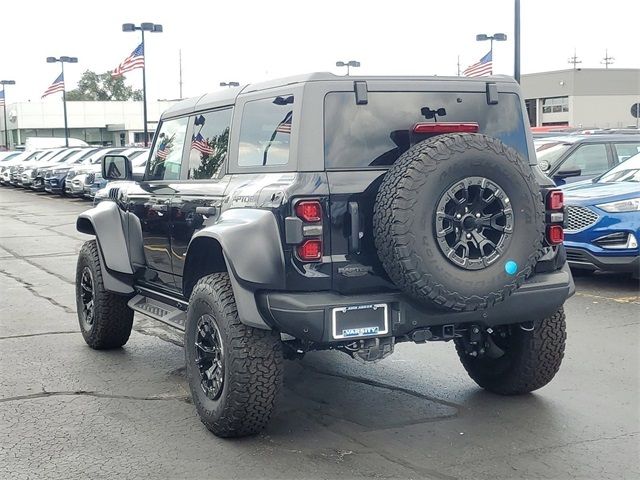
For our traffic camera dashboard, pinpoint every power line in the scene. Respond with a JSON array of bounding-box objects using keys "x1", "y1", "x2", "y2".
[{"x1": 567, "y1": 49, "x2": 582, "y2": 69}]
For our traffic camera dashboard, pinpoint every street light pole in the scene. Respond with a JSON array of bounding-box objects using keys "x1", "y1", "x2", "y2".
[
  {"x1": 336, "y1": 60, "x2": 361, "y2": 76},
  {"x1": 122, "y1": 22, "x2": 163, "y2": 147},
  {"x1": 514, "y1": 0, "x2": 521, "y2": 83},
  {"x1": 46, "y1": 56, "x2": 77, "y2": 148},
  {"x1": 475, "y1": 33, "x2": 507, "y2": 75},
  {"x1": 1, "y1": 80, "x2": 16, "y2": 149}
]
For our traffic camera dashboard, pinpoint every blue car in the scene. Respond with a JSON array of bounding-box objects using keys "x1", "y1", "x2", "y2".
[{"x1": 561, "y1": 153, "x2": 640, "y2": 277}]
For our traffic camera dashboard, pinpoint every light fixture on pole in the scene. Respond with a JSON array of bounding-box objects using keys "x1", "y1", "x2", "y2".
[
  {"x1": 1, "y1": 80, "x2": 16, "y2": 149},
  {"x1": 46, "y1": 57, "x2": 78, "y2": 147},
  {"x1": 475, "y1": 33, "x2": 507, "y2": 62},
  {"x1": 122, "y1": 22, "x2": 163, "y2": 147},
  {"x1": 220, "y1": 82, "x2": 240, "y2": 88},
  {"x1": 336, "y1": 60, "x2": 360, "y2": 76}
]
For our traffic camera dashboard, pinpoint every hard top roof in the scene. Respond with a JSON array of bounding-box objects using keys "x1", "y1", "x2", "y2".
[{"x1": 161, "y1": 72, "x2": 517, "y2": 119}]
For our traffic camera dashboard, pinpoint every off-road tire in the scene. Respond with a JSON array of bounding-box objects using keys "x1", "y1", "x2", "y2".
[
  {"x1": 455, "y1": 308, "x2": 567, "y2": 394},
  {"x1": 374, "y1": 133, "x2": 545, "y2": 312},
  {"x1": 185, "y1": 273, "x2": 283, "y2": 438},
  {"x1": 75, "y1": 240, "x2": 134, "y2": 349}
]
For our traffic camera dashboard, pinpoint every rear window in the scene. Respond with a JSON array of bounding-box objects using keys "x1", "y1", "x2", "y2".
[{"x1": 324, "y1": 92, "x2": 528, "y2": 169}]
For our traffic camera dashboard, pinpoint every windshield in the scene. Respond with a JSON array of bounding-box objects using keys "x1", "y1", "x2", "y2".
[
  {"x1": 535, "y1": 141, "x2": 572, "y2": 168},
  {"x1": 598, "y1": 153, "x2": 640, "y2": 183}
]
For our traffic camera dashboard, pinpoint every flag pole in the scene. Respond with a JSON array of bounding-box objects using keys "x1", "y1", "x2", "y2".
[
  {"x1": 141, "y1": 29, "x2": 149, "y2": 147},
  {"x1": 61, "y1": 63, "x2": 69, "y2": 147}
]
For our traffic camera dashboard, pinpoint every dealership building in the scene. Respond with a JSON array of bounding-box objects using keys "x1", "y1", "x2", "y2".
[
  {"x1": 521, "y1": 68, "x2": 640, "y2": 129},
  {"x1": 0, "y1": 99, "x2": 178, "y2": 149}
]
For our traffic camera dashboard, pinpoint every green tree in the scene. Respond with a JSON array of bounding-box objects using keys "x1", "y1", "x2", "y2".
[
  {"x1": 66, "y1": 70, "x2": 143, "y2": 101},
  {"x1": 192, "y1": 127, "x2": 230, "y2": 179}
]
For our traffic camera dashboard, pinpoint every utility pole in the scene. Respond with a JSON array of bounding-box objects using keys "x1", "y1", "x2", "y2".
[
  {"x1": 568, "y1": 49, "x2": 582, "y2": 69},
  {"x1": 601, "y1": 49, "x2": 615, "y2": 69},
  {"x1": 1, "y1": 80, "x2": 16, "y2": 149},
  {"x1": 179, "y1": 49, "x2": 183, "y2": 99},
  {"x1": 457, "y1": 55, "x2": 461, "y2": 76}
]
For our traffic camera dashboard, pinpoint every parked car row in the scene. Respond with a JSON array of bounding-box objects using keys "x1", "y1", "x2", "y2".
[{"x1": 0, "y1": 146, "x2": 148, "y2": 199}]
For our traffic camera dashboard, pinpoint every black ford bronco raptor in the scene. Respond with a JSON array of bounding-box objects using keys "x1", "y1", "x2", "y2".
[{"x1": 75, "y1": 73, "x2": 574, "y2": 437}]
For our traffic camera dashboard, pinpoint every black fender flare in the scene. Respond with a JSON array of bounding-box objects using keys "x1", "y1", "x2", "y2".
[{"x1": 185, "y1": 209, "x2": 286, "y2": 329}]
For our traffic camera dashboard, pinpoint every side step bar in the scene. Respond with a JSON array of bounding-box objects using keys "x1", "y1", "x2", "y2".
[{"x1": 127, "y1": 289, "x2": 188, "y2": 331}]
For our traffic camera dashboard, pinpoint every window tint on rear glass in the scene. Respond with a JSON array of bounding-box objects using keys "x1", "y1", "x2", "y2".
[
  {"x1": 324, "y1": 92, "x2": 528, "y2": 169},
  {"x1": 187, "y1": 108, "x2": 232, "y2": 179},
  {"x1": 238, "y1": 96, "x2": 293, "y2": 167}
]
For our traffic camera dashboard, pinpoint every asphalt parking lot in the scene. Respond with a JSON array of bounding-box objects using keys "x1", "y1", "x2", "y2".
[{"x1": 0, "y1": 187, "x2": 638, "y2": 480}]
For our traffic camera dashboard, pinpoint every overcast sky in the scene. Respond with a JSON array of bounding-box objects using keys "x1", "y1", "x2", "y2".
[{"x1": 2, "y1": 0, "x2": 639, "y2": 104}]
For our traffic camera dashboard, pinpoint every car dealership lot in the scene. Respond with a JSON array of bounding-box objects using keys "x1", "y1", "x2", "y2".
[{"x1": 0, "y1": 187, "x2": 638, "y2": 479}]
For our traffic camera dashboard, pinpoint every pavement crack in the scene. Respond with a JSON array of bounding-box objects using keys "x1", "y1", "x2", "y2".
[
  {"x1": 0, "y1": 267, "x2": 75, "y2": 313},
  {"x1": 0, "y1": 331, "x2": 77, "y2": 340},
  {"x1": 0, "y1": 389, "x2": 190, "y2": 404},
  {"x1": 0, "y1": 244, "x2": 74, "y2": 286},
  {"x1": 300, "y1": 362, "x2": 464, "y2": 411}
]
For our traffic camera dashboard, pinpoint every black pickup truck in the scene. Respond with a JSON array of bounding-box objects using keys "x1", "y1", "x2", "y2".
[{"x1": 75, "y1": 73, "x2": 574, "y2": 437}]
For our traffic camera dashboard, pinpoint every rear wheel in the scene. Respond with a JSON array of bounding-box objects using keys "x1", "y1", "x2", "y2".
[
  {"x1": 76, "y1": 240, "x2": 134, "y2": 349},
  {"x1": 454, "y1": 308, "x2": 567, "y2": 394},
  {"x1": 185, "y1": 273, "x2": 283, "y2": 437}
]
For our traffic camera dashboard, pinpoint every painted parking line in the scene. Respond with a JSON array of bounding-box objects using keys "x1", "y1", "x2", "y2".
[{"x1": 575, "y1": 291, "x2": 640, "y2": 305}]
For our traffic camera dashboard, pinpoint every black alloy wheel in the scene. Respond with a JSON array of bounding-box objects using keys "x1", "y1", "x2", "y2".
[
  {"x1": 435, "y1": 176, "x2": 514, "y2": 270},
  {"x1": 195, "y1": 314, "x2": 225, "y2": 400}
]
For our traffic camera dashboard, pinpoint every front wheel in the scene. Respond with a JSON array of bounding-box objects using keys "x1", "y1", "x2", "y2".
[
  {"x1": 76, "y1": 240, "x2": 134, "y2": 349},
  {"x1": 185, "y1": 273, "x2": 283, "y2": 438},
  {"x1": 455, "y1": 308, "x2": 567, "y2": 395}
]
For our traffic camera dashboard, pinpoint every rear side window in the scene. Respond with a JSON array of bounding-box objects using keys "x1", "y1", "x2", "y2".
[
  {"x1": 147, "y1": 117, "x2": 189, "y2": 181},
  {"x1": 187, "y1": 108, "x2": 232, "y2": 179},
  {"x1": 324, "y1": 92, "x2": 528, "y2": 169},
  {"x1": 559, "y1": 143, "x2": 608, "y2": 175},
  {"x1": 238, "y1": 96, "x2": 293, "y2": 167}
]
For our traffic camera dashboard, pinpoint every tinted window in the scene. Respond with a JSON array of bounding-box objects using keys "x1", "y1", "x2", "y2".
[
  {"x1": 238, "y1": 97, "x2": 293, "y2": 167},
  {"x1": 324, "y1": 92, "x2": 528, "y2": 169},
  {"x1": 147, "y1": 117, "x2": 188, "y2": 181},
  {"x1": 613, "y1": 142, "x2": 640, "y2": 162},
  {"x1": 187, "y1": 109, "x2": 232, "y2": 179},
  {"x1": 560, "y1": 143, "x2": 608, "y2": 175}
]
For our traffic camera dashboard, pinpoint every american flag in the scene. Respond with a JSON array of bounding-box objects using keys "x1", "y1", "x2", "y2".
[
  {"x1": 112, "y1": 43, "x2": 145, "y2": 77},
  {"x1": 42, "y1": 73, "x2": 65, "y2": 98},
  {"x1": 275, "y1": 111, "x2": 292, "y2": 134},
  {"x1": 191, "y1": 133, "x2": 214, "y2": 156},
  {"x1": 0, "y1": 90, "x2": 4, "y2": 107},
  {"x1": 156, "y1": 143, "x2": 170, "y2": 159},
  {"x1": 463, "y1": 51, "x2": 493, "y2": 77}
]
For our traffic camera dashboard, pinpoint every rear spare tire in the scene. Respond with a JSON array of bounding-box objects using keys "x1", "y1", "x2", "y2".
[{"x1": 374, "y1": 133, "x2": 545, "y2": 311}]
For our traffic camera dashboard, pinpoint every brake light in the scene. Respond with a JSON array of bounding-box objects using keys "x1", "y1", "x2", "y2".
[
  {"x1": 547, "y1": 225, "x2": 564, "y2": 245},
  {"x1": 295, "y1": 200, "x2": 322, "y2": 223},
  {"x1": 547, "y1": 190, "x2": 564, "y2": 210},
  {"x1": 413, "y1": 122, "x2": 479, "y2": 134},
  {"x1": 297, "y1": 239, "x2": 323, "y2": 261}
]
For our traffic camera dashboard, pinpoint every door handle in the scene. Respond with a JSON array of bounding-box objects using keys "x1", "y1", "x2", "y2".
[
  {"x1": 195, "y1": 206, "x2": 217, "y2": 216},
  {"x1": 348, "y1": 201, "x2": 360, "y2": 254},
  {"x1": 149, "y1": 204, "x2": 168, "y2": 212}
]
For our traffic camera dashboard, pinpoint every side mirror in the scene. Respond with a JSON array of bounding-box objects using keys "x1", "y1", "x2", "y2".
[
  {"x1": 102, "y1": 155, "x2": 132, "y2": 181},
  {"x1": 554, "y1": 168, "x2": 582, "y2": 179}
]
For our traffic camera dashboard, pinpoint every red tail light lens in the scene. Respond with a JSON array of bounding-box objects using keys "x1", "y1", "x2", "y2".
[
  {"x1": 413, "y1": 122, "x2": 479, "y2": 134},
  {"x1": 297, "y1": 239, "x2": 322, "y2": 261},
  {"x1": 547, "y1": 225, "x2": 564, "y2": 245},
  {"x1": 295, "y1": 200, "x2": 322, "y2": 223},
  {"x1": 547, "y1": 190, "x2": 564, "y2": 210}
]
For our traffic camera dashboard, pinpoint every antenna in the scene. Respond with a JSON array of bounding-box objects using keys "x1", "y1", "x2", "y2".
[
  {"x1": 568, "y1": 48, "x2": 582, "y2": 69},
  {"x1": 601, "y1": 49, "x2": 615, "y2": 69}
]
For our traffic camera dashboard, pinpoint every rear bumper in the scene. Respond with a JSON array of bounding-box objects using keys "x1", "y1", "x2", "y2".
[
  {"x1": 566, "y1": 247, "x2": 639, "y2": 273},
  {"x1": 257, "y1": 264, "x2": 575, "y2": 343}
]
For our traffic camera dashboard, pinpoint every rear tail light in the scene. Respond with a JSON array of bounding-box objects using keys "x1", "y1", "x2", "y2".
[
  {"x1": 547, "y1": 190, "x2": 564, "y2": 210},
  {"x1": 295, "y1": 200, "x2": 322, "y2": 223},
  {"x1": 547, "y1": 225, "x2": 564, "y2": 245},
  {"x1": 413, "y1": 122, "x2": 479, "y2": 134},
  {"x1": 297, "y1": 239, "x2": 323, "y2": 261}
]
